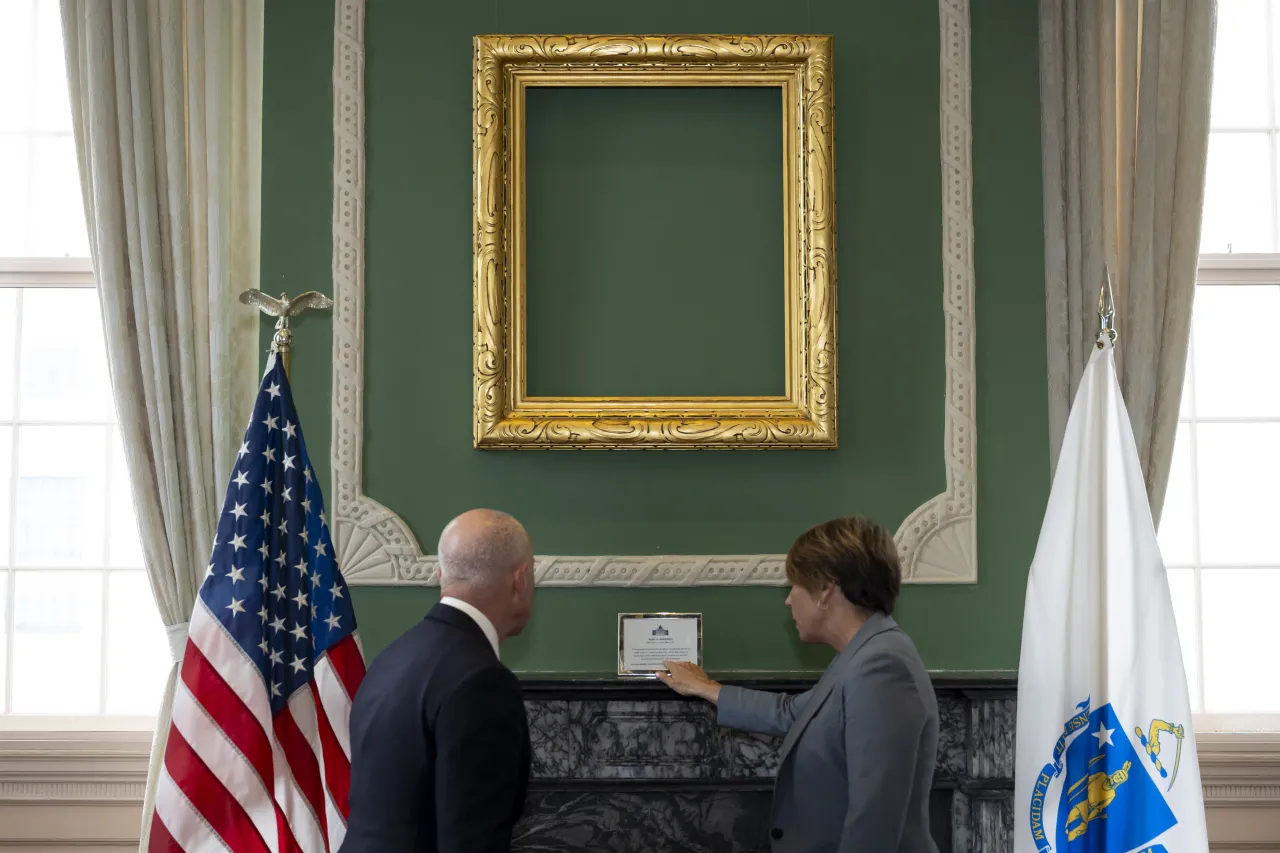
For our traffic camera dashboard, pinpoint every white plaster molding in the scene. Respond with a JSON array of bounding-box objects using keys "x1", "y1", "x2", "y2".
[
  {"x1": 890, "y1": 0, "x2": 978, "y2": 584},
  {"x1": 372, "y1": 554, "x2": 788, "y2": 587},
  {"x1": 330, "y1": 0, "x2": 979, "y2": 585},
  {"x1": 330, "y1": 0, "x2": 431, "y2": 587}
]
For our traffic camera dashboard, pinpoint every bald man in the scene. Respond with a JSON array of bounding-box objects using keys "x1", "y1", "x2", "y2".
[{"x1": 343, "y1": 510, "x2": 535, "y2": 853}]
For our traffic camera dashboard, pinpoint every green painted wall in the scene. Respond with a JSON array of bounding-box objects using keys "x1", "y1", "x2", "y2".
[
  {"x1": 261, "y1": 0, "x2": 1047, "y2": 677},
  {"x1": 525, "y1": 85, "x2": 786, "y2": 398}
]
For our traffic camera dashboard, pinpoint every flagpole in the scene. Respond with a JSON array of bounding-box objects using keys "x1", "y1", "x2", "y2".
[
  {"x1": 237, "y1": 288, "x2": 335, "y2": 377},
  {"x1": 272, "y1": 321, "x2": 294, "y2": 377},
  {"x1": 1097, "y1": 268, "x2": 1118, "y2": 349}
]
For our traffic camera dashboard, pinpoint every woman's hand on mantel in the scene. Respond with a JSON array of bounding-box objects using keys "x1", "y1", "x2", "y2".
[{"x1": 657, "y1": 660, "x2": 723, "y2": 705}]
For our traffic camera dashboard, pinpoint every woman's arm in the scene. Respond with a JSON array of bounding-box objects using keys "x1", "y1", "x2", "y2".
[
  {"x1": 658, "y1": 661, "x2": 811, "y2": 738},
  {"x1": 717, "y1": 684, "x2": 812, "y2": 737}
]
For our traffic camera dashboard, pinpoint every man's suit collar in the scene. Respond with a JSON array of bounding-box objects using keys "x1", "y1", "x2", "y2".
[
  {"x1": 425, "y1": 601, "x2": 500, "y2": 659},
  {"x1": 439, "y1": 597, "x2": 501, "y2": 658},
  {"x1": 776, "y1": 610, "x2": 898, "y2": 763}
]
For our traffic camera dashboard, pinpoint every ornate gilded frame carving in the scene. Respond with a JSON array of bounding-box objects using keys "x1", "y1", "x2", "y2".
[
  {"x1": 472, "y1": 35, "x2": 836, "y2": 450},
  {"x1": 332, "y1": 1, "x2": 977, "y2": 584}
]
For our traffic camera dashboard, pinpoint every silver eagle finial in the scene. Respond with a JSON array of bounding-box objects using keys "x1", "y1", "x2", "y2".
[{"x1": 238, "y1": 289, "x2": 334, "y2": 375}]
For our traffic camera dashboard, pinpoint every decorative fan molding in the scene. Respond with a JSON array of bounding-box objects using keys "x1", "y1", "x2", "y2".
[{"x1": 329, "y1": 0, "x2": 978, "y2": 586}]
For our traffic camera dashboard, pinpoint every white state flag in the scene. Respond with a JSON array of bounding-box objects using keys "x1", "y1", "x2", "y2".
[{"x1": 1014, "y1": 338, "x2": 1207, "y2": 853}]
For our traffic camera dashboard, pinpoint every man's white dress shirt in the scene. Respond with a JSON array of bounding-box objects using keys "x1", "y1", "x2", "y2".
[{"x1": 439, "y1": 596, "x2": 500, "y2": 659}]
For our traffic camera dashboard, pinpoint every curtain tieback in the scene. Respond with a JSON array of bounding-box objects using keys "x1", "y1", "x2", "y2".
[{"x1": 166, "y1": 621, "x2": 190, "y2": 664}]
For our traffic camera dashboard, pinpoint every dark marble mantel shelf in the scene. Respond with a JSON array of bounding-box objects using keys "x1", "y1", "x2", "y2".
[
  {"x1": 512, "y1": 673, "x2": 1019, "y2": 852},
  {"x1": 516, "y1": 670, "x2": 1018, "y2": 681},
  {"x1": 518, "y1": 672, "x2": 1017, "y2": 700}
]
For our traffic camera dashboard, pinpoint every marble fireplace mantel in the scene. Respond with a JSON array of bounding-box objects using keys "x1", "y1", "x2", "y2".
[{"x1": 514, "y1": 676, "x2": 1017, "y2": 852}]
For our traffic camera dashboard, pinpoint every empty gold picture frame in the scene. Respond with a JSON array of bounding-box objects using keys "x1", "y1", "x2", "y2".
[{"x1": 473, "y1": 35, "x2": 836, "y2": 449}]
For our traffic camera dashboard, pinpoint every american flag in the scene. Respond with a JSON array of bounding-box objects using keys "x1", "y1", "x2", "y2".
[{"x1": 150, "y1": 354, "x2": 365, "y2": 852}]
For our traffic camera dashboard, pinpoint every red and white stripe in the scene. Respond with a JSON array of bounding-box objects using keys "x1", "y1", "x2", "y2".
[{"x1": 150, "y1": 600, "x2": 365, "y2": 853}]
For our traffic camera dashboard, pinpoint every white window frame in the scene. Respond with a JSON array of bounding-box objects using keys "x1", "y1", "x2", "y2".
[
  {"x1": 0, "y1": 256, "x2": 157, "y2": 732},
  {"x1": 1183, "y1": 254, "x2": 1280, "y2": 733},
  {"x1": 1197, "y1": 253, "x2": 1280, "y2": 285},
  {"x1": 0, "y1": 257, "x2": 93, "y2": 287}
]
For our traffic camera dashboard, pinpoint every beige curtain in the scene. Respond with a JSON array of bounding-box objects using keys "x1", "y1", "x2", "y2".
[
  {"x1": 1040, "y1": 0, "x2": 1216, "y2": 522},
  {"x1": 59, "y1": 0, "x2": 262, "y2": 847}
]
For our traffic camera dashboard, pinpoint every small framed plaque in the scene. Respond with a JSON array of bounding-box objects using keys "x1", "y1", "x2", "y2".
[{"x1": 617, "y1": 612, "x2": 703, "y2": 678}]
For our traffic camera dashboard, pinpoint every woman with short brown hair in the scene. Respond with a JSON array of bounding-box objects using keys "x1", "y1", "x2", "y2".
[{"x1": 660, "y1": 516, "x2": 940, "y2": 853}]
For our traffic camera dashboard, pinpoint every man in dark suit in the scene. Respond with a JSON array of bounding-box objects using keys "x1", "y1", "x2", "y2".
[{"x1": 342, "y1": 509, "x2": 535, "y2": 853}]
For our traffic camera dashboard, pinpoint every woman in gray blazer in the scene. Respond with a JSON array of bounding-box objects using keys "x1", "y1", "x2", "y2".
[{"x1": 659, "y1": 516, "x2": 940, "y2": 853}]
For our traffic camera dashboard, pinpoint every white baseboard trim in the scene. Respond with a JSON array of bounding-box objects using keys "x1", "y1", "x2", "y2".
[
  {"x1": 0, "y1": 733, "x2": 150, "y2": 849},
  {"x1": 0, "y1": 732, "x2": 150, "y2": 804},
  {"x1": 0, "y1": 840, "x2": 138, "y2": 845},
  {"x1": 1201, "y1": 733, "x2": 1280, "y2": 806}
]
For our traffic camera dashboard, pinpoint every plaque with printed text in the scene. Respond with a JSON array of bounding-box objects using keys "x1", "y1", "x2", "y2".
[{"x1": 617, "y1": 612, "x2": 703, "y2": 678}]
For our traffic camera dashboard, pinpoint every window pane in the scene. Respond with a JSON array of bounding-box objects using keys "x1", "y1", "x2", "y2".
[
  {"x1": 1191, "y1": 284, "x2": 1280, "y2": 417},
  {"x1": 108, "y1": 430, "x2": 144, "y2": 568},
  {"x1": 32, "y1": 0, "x2": 72, "y2": 134},
  {"x1": 0, "y1": 573, "x2": 6, "y2": 711},
  {"x1": 11, "y1": 570, "x2": 103, "y2": 713},
  {"x1": 0, "y1": 427, "x2": 10, "y2": 567},
  {"x1": 105, "y1": 571, "x2": 167, "y2": 715},
  {"x1": 18, "y1": 288, "x2": 112, "y2": 422},
  {"x1": 1200, "y1": 132, "x2": 1274, "y2": 253},
  {"x1": 0, "y1": 289, "x2": 15, "y2": 420},
  {"x1": 28, "y1": 136, "x2": 88, "y2": 258},
  {"x1": 1202, "y1": 568, "x2": 1280, "y2": 712},
  {"x1": 1179, "y1": 339, "x2": 1193, "y2": 420},
  {"x1": 1196, "y1": 422, "x2": 1280, "y2": 564},
  {"x1": 1157, "y1": 424, "x2": 1195, "y2": 566},
  {"x1": 0, "y1": 137, "x2": 33, "y2": 257},
  {"x1": 1214, "y1": 0, "x2": 1271, "y2": 127},
  {"x1": 14, "y1": 425, "x2": 107, "y2": 566},
  {"x1": 0, "y1": 0, "x2": 35, "y2": 134},
  {"x1": 1166, "y1": 568, "x2": 1200, "y2": 713},
  {"x1": 1273, "y1": 0, "x2": 1280, "y2": 123}
]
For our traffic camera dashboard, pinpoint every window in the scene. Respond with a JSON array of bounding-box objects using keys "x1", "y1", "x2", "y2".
[
  {"x1": 1157, "y1": 0, "x2": 1280, "y2": 728},
  {"x1": 0, "y1": 0, "x2": 168, "y2": 727}
]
